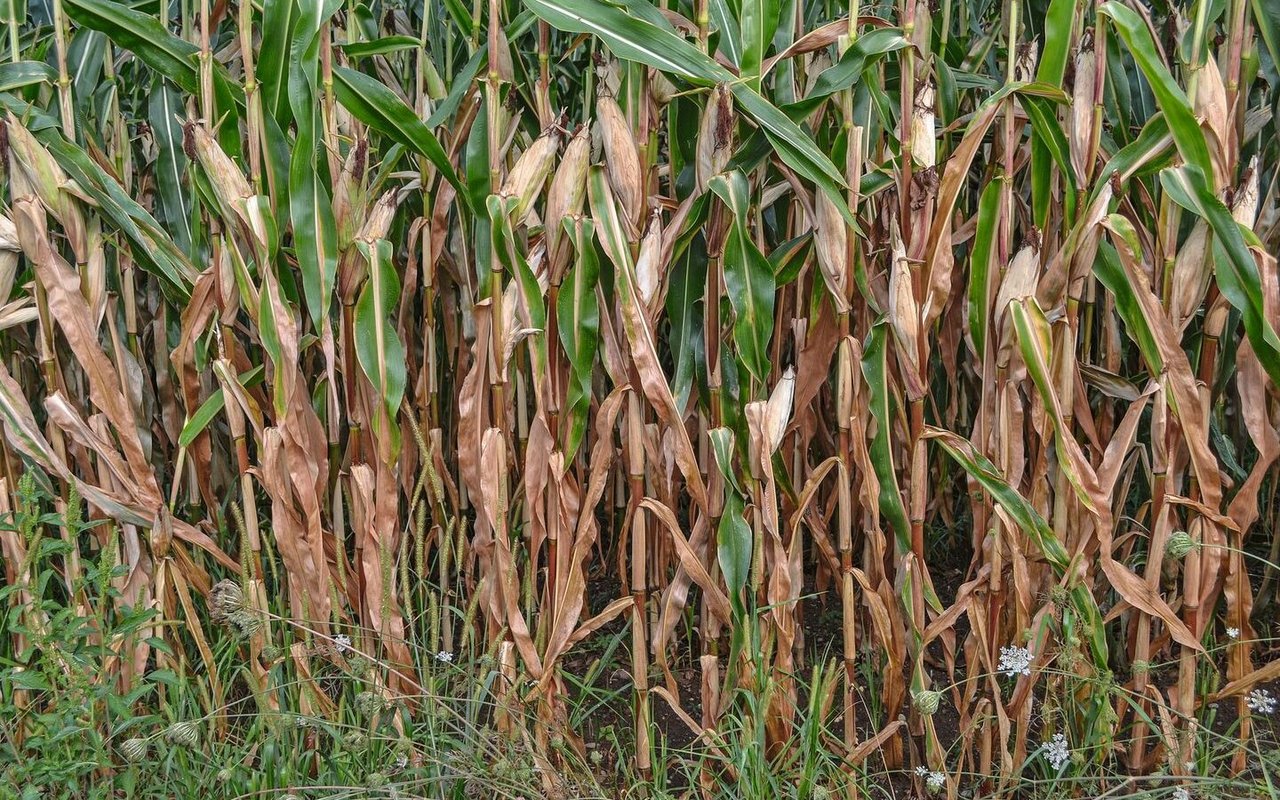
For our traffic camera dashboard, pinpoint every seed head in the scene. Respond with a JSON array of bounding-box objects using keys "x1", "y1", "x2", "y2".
[
  {"x1": 913, "y1": 690, "x2": 943, "y2": 716},
  {"x1": 356, "y1": 690, "x2": 387, "y2": 716},
  {"x1": 1166, "y1": 531, "x2": 1199, "y2": 559},
  {"x1": 164, "y1": 721, "x2": 200, "y2": 750},
  {"x1": 208, "y1": 580, "x2": 245, "y2": 623},
  {"x1": 343, "y1": 730, "x2": 369, "y2": 752},
  {"x1": 120, "y1": 737, "x2": 149, "y2": 763}
]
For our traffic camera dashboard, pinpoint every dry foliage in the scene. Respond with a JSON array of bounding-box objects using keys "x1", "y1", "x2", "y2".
[{"x1": 0, "y1": 0, "x2": 1278, "y2": 794}]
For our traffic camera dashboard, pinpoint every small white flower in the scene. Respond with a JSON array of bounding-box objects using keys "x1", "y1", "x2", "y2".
[
  {"x1": 915, "y1": 766, "x2": 929, "y2": 777},
  {"x1": 435, "y1": 650, "x2": 454, "y2": 663},
  {"x1": 1041, "y1": 732, "x2": 1070, "y2": 771},
  {"x1": 333, "y1": 633, "x2": 352, "y2": 653},
  {"x1": 394, "y1": 753, "x2": 408, "y2": 770},
  {"x1": 926, "y1": 771, "x2": 946, "y2": 791},
  {"x1": 1172, "y1": 788, "x2": 1191, "y2": 800},
  {"x1": 1226, "y1": 627, "x2": 1240, "y2": 640},
  {"x1": 1246, "y1": 688, "x2": 1276, "y2": 714},
  {"x1": 998, "y1": 645, "x2": 1033, "y2": 677}
]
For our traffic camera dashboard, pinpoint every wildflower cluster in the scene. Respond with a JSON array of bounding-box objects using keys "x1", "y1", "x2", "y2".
[
  {"x1": 914, "y1": 765, "x2": 945, "y2": 792},
  {"x1": 1246, "y1": 688, "x2": 1276, "y2": 714},
  {"x1": 998, "y1": 645, "x2": 1033, "y2": 677},
  {"x1": 1041, "y1": 733, "x2": 1069, "y2": 771}
]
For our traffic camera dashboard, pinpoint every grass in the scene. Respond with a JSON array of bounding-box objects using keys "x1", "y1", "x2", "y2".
[{"x1": 0, "y1": 0, "x2": 1279, "y2": 795}]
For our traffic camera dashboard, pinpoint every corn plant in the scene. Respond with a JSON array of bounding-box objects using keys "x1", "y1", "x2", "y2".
[{"x1": 0, "y1": 0, "x2": 1278, "y2": 795}]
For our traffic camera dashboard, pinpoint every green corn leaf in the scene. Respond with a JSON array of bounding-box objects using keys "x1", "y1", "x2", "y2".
[
  {"x1": 718, "y1": 490, "x2": 752, "y2": 613},
  {"x1": 178, "y1": 367, "x2": 265, "y2": 449},
  {"x1": 339, "y1": 35, "x2": 423, "y2": 58},
  {"x1": 966, "y1": 180, "x2": 1001, "y2": 361},
  {"x1": 0, "y1": 61, "x2": 57, "y2": 93},
  {"x1": 354, "y1": 239, "x2": 408, "y2": 437},
  {"x1": 148, "y1": 80, "x2": 194, "y2": 256},
  {"x1": 1093, "y1": 240, "x2": 1162, "y2": 373},
  {"x1": 1160, "y1": 165, "x2": 1280, "y2": 388},
  {"x1": 333, "y1": 65, "x2": 465, "y2": 199},
  {"x1": 861, "y1": 321, "x2": 910, "y2": 554},
  {"x1": 666, "y1": 248, "x2": 707, "y2": 415},
  {"x1": 259, "y1": 0, "x2": 298, "y2": 126},
  {"x1": 1022, "y1": 94, "x2": 1078, "y2": 225},
  {"x1": 64, "y1": 0, "x2": 199, "y2": 93},
  {"x1": 488, "y1": 194, "x2": 548, "y2": 379},
  {"x1": 559, "y1": 219, "x2": 601, "y2": 462},
  {"x1": 784, "y1": 28, "x2": 911, "y2": 117},
  {"x1": 525, "y1": 0, "x2": 856, "y2": 228},
  {"x1": 1102, "y1": 1, "x2": 1213, "y2": 181},
  {"x1": 708, "y1": 170, "x2": 776, "y2": 388}
]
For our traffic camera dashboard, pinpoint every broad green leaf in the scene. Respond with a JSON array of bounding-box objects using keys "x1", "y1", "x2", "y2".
[
  {"x1": 709, "y1": 0, "x2": 742, "y2": 67},
  {"x1": 287, "y1": 0, "x2": 342, "y2": 326},
  {"x1": 177, "y1": 367, "x2": 265, "y2": 448},
  {"x1": 785, "y1": 28, "x2": 911, "y2": 117},
  {"x1": 525, "y1": 0, "x2": 856, "y2": 228},
  {"x1": 927, "y1": 428, "x2": 1068, "y2": 569},
  {"x1": 718, "y1": 490, "x2": 752, "y2": 612},
  {"x1": 1102, "y1": 1, "x2": 1213, "y2": 180},
  {"x1": 1093, "y1": 241, "x2": 1161, "y2": 372},
  {"x1": 354, "y1": 239, "x2": 408, "y2": 438},
  {"x1": 1036, "y1": 0, "x2": 1076, "y2": 86},
  {"x1": 1160, "y1": 166, "x2": 1280, "y2": 388},
  {"x1": 739, "y1": 0, "x2": 779, "y2": 86},
  {"x1": 489, "y1": 194, "x2": 547, "y2": 379},
  {"x1": 1093, "y1": 112, "x2": 1172, "y2": 199},
  {"x1": 148, "y1": 80, "x2": 194, "y2": 256},
  {"x1": 333, "y1": 65, "x2": 464, "y2": 198},
  {"x1": 708, "y1": 170, "x2": 776, "y2": 388},
  {"x1": 65, "y1": 0, "x2": 244, "y2": 156},
  {"x1": 65, "y1": 0, "x2": 198, "y2": 93},
  {"x1": 1023, "y1": 94, "x2": 1078, "y2": 225},
  {"x1": 0, "y1": 61, "x2": 56, "y2": 93},
  {"x1": 861, "y1": 322, "x2": 910, "y2": 553},
  {"x1": 666, "y1": 246, "x2": 706, "y2": 416},
  {"x1": 259, "y1": 0, "x2": 298, "y2": 126},
  {"x1": 67, "y1": 29, "x2": 106, "y2": 108},
  {"x1": 966, "y1": 180, "x2": 1001, "y2": 360},
  {"x1": 559, "y1": 219, "x2": 601, "y2": 461},
  {"x1": 339, "y1": 35, "x2": 423, "y2": 58}
]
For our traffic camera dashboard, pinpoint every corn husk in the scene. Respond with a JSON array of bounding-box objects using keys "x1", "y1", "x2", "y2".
[
  {"x1": 814, "y1": 189, "x2": 850, "y2": 313},
  {"x1": 598, "y1": 92, "x2": 644, "y2": 236},
  {"x1": 545, "y1": 124, "x2": 590, "y2": 282},
  {"x1": 500, "y1": 127, "x2": 560, "y2": 223},
  {"x1": 696, "y1": 85, "x2": 734, "y2": 193}
]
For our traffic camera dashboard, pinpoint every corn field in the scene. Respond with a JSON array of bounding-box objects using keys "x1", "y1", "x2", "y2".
[{"x1": 0, "y1": 0, "x2": 1278, "y2": 795}]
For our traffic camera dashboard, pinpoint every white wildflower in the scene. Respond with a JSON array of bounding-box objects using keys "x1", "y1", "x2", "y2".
[
  {"x1": 333, "y1": 633, "x2": 352, "y2": 653},
  {"x1": 435, "y1": 650, "x2": 454, "y2": 663},
  {"x1": 926, "y1": 771, "x2": 945, "y2": 791},
  {"x1": 1226, "y1": 627, "x2": 1240, "y2": 640},
  {"x1": 915, "y1": 766, "x2": 928, "y2": 777},
  {"x1": 1246, "y1": 688, "x2": 1276, "y2": 714},
  {"x1": 998, "y1": 645, "x2": 1033, "y2": 677},
  {"x1": 1172, "y1": 788, "x2": 1191, "y2": 800},
  {"x1": 1041, "y1": 732, "x2": 1070, "y2": 771}
]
